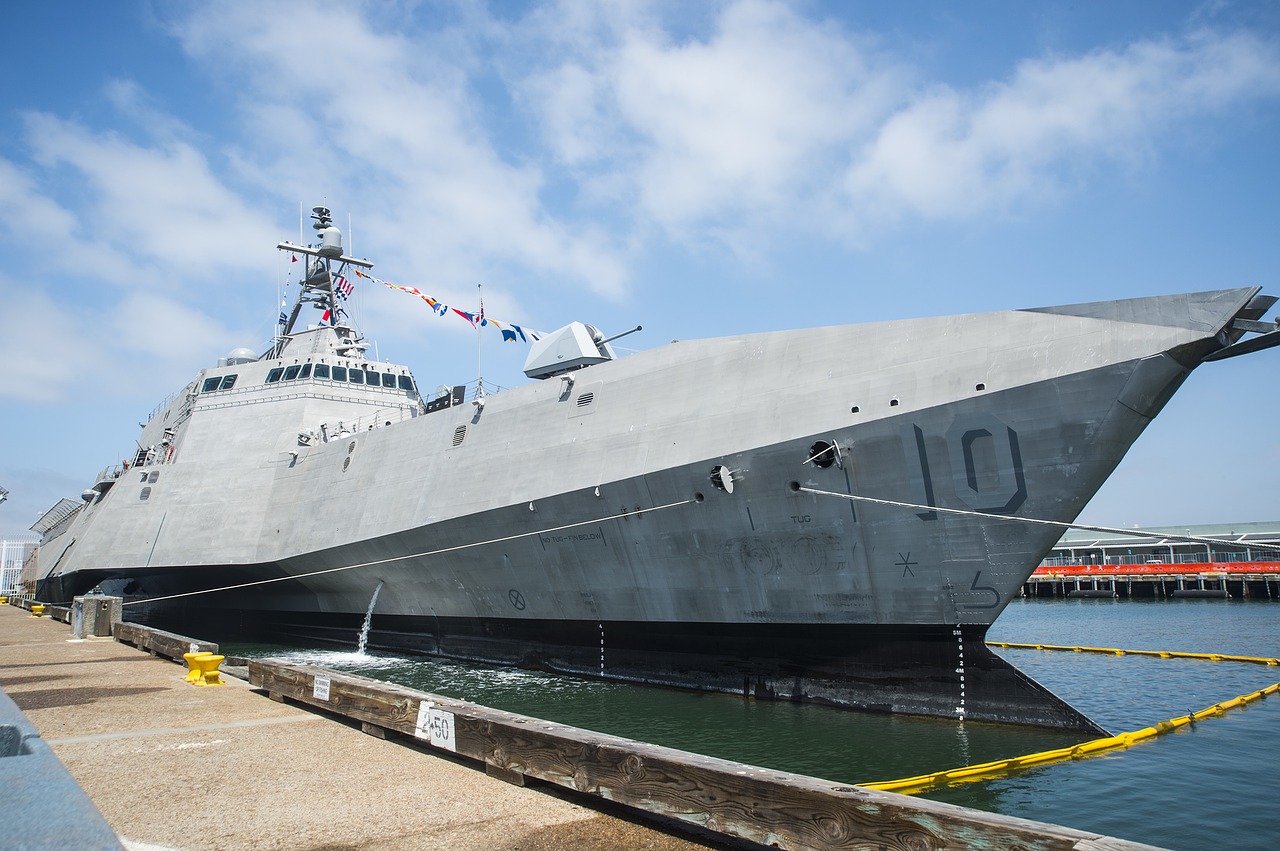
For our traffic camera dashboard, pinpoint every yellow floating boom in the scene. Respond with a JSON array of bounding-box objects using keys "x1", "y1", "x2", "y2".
[{"x1": 861, "y1": 644, "x2": 1280, "y2": 794}]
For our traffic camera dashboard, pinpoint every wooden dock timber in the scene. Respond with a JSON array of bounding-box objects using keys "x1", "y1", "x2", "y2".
[
  {"x1": 250, "y1": 659, "x2": 1160, "y2": 851},
  {"x1": 112, "y1": 620, "x2": 218, "y2": 660}
]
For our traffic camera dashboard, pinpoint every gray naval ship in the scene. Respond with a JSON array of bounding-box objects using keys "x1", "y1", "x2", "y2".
[{"x1": 34, "y1": 207, "x2": 1280, "y2": 731}]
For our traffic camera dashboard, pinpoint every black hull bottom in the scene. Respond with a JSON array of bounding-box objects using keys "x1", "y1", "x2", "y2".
[{"x1": 121, "y1": 597, "x2": 1105, "y2": 735}]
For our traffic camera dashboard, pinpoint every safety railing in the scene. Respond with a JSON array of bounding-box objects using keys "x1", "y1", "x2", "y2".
[{"x1": 1042, "y1": 551, "x2": 1275, "y2": 568}]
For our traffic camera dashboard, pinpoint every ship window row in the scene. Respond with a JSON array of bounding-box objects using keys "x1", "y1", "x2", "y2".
[
  {"x1": 200, "y1": 374, "x2": 239, "y2": 393},
  {"x1": 264, "y1": 363, "x2": 416, "y2": 393}
]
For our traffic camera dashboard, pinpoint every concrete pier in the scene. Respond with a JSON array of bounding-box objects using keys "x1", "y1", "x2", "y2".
[{"x1": 0, "y1": 605, "x2": 735, "y2": 850}]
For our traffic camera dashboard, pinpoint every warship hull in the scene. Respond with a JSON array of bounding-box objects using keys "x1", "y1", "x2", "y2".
[{"x1": 35, "y1": 284, "x2": 1279, "y2": 732}]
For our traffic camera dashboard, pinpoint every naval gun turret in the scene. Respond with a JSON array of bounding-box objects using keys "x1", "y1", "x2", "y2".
[{"x1": 523, "y1": 323, "x2": 641, "y2": 379}]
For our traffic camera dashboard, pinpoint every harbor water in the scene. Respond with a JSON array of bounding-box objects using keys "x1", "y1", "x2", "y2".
[{"x1": 229, "y1": 600, "x2": 1279, "y2": 851}]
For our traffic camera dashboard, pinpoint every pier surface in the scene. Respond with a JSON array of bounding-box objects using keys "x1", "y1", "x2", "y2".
[{"x1": 0, "y1": 605, "x2": 734, "y2": 850}]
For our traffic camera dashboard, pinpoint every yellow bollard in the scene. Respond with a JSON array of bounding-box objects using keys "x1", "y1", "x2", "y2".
[
  {"x1": 0, "y1": 596, "x2": 8, "y2": 605},
  {"x1": 30, "y1": 604, "x2": 46, "y2": 618},
  {"x1": 193, "y1": 654, "x2": 226, "y2": 687},
  {"x1": 183, "y1": 651, "x2": 213, "y2": 683}
]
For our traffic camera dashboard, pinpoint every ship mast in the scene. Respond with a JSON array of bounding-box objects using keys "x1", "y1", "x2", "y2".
[{"x1": 272, "y1": 206, "x2": 374, "y2": 358}]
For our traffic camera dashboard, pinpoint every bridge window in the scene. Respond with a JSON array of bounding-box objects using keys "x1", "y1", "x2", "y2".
[
  {"x1": 299, "y1": 363, "x2": 312, "y2": 379},
  {"x1": 202, "y1": 377, "x2": 221, "y2": 393},
  {"x1": 219, "y1": 374, "x2": 237, "y2": 390},
  {"x1": 314, "y1": 363, "x2": 330, "y2": 379},
  {"x1": 348, "y1": 369, "x2": 364, "y2": 385},
  {"x1": 266, "y1": 367, "x2": 284, "y2": 384},
  {"x1": 383, "y1": 372, "x2": 395, "y2": 388},
  {"x1": 398, "y1": 375, "x2": 415, "y2": 393},
  {"x1": 283, "y1": 365, "x2": 301, "y2": 381},
  {"x1": 332, "y1": 365, "x2": 347, "y2": 382},
  {"x1": 364, "y1": 370, "x2": 381, "y2": 387}
]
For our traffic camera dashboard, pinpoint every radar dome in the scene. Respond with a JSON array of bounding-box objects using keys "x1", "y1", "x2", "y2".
[
  {"x1": 226, "y1": 347, "x2": 258, "y2": 365},
  {"x1": 318, "y1": 226, "x2": 343, "y2": 258}
]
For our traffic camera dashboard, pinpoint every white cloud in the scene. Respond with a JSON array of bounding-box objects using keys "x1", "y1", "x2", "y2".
[
  {"x1": 23, "y1": 110, "x2": 279, "y2": 284},
  {"x1": 170, "y1": 1, "x2": 631, "y2": 299},
  {"x1": 842, "y1": 31, "x2": 1280, "y2": 225},
  {"x1": 614, "y1": 1, "x2": 895, "y2": 227},
  {"x1": 0, "y1": 275, "x2": 97, "y2": 404},
  {"x1": 515, "y1": 0, "x2": 902, "y2": 238},
  {"x1": 111, "y1": 292, "x2": 237, "y2": 370},
  {"x1": 509, "y1": 3, "x2": 1280, "y2": 253},
  {"x1": 1, "y1": 110, "x2": 269, "y2": 405},
  {"x1": 0, "y1": 273, "x2": 236, "y2": 407}
]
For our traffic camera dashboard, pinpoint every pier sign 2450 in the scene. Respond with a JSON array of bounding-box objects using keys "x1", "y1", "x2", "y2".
[{"x1": 414, "y1": 701, "x2": 456, "y2": 752}]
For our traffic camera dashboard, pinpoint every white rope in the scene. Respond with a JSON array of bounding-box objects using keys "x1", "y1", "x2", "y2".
[
  {"x1": 122, "y1": 497, "x2": 696, "y2": 608},
  {"x1": 796, "y1": 486, "x2": 1280, "y2": 553}
]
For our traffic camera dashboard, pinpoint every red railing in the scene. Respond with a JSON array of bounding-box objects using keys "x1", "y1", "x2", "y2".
[{"x1": 1032, "y1": 561, "x2": 1280, "y2": 577}]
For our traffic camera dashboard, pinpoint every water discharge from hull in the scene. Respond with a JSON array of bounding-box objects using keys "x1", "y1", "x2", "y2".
[{"x1": 355, "y1": 581, "x2": 383, "y2": 656}]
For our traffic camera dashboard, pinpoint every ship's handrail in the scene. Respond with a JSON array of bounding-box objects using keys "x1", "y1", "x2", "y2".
[
  {"x1": 94, "y1": 464, "x2": 126, "y2": 483},
  {"x1": 194, "y1": 384, "x2": 420, "y2": 412},
  {"x1": 145, "y1": 389, "x2": 182, "y2": 423},
  {"x1": 461, "y1": 378, "x2": 508, "y2": 400},
  {"x1": 321, "y1": 404, "x2": 420, "y2": 437}
]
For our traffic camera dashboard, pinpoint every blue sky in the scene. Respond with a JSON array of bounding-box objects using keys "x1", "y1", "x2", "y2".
[{"x1": 2, "y1": 0, "x2": 1278, "y2": 538}]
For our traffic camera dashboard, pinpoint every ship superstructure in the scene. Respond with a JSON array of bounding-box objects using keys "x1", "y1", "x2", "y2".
[{"x1": 32, "y1": 209, "x2": 1280, "y2": 730}]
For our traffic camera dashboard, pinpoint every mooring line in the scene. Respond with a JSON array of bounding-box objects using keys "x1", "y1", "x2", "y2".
[
  {"x1": 796, "y1": 485, "x2": 1280, "y2": 553},
  {"x1": 121, "y1": 497, "x2": 696, "y2": 608},
  {"x1": 859, "y1": 645, "x2": 1280, "y2": 794}
]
